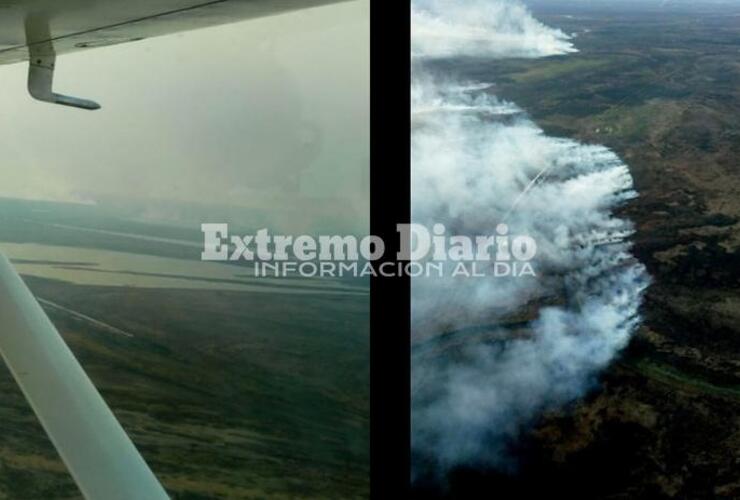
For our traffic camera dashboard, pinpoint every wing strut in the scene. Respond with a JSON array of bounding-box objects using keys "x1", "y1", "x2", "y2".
[
  {"x1": 0, "y1": 255, "x2": 167, "y2": 499},
  {"x1": 25, "y1": 16, "x2": 101, "y2": 110}
]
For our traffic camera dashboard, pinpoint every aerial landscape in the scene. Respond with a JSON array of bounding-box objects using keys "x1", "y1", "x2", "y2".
[
  {"x1": 0, "y1": 199, "x2": 369, "y2": 499},
  {"x1": 3, "y1": 0, "x2": 740, "y2": 497},
  {"x1": 0, "y1": 1, "x2": 369, "y2": 498},
  {"x1": 412, "y1": 0, "x2": 740, "y2": 498}
]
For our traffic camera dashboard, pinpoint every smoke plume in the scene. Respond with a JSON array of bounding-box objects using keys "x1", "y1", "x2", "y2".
[{"x1": 411, "y1": 0, "x2": 649, "y2": 477}]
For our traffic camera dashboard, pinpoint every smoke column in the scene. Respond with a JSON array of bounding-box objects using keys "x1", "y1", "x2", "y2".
[{"x1": 411, "y1": 0, "x2": 650, "y2": 477}]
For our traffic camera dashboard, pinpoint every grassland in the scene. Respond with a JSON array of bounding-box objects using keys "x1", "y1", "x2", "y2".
[
  {"x1": 0, "y1": 277, "x2": 369, "y2": 499},
  {"x1": 0, "y1": 201, "x2": 368, "y2": 498}
]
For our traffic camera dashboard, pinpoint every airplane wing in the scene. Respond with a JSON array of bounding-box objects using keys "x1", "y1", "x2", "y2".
[
  {"x1": 0, "y1": 0, "x2": 349, "y2": 109},
  {"x1": 0, "y1": 255, "x2": 168, "y2": 499},
  {"x1": 0, "y1": 2, "x2": 350, "y2": 496}
]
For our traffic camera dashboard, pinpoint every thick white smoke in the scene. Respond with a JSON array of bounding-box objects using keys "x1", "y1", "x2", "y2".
[
  {"x1": 411, "y1": 0, "x2": 649, "y2": 476},
  {"x1": 412, "y1": 0, "x2": 577, "y2": 58}
]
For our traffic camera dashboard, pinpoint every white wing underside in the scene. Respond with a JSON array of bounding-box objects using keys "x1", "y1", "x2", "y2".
[
  {"x1": 0, "y1": 0, "x2": 345, "y2": 66},
  {"x1": 0, "y1": 0, "x2": 349, "y2": 495},
  {"x1": 1, "y1": 0, "x2": 348, "y2": 108}
]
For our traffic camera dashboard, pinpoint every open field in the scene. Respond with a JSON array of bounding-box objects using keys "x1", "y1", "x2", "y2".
[{"x1": 0, "y1": 201, "x2": 368, "y2": 499}]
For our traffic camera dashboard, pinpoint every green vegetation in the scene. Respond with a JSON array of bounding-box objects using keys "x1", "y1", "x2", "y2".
[
  {"x1": 0, "y1": 277, "x2": 369, "y2": 499},
  {"x1": 428, "y1": 7, "x2": 740, "y2": 498},
  {"x1": 628, "y1": 358, "x2": 740, "y2": 400},
  {"x1": 0, "y1": 201, "x2": 368, "y2": 499}
]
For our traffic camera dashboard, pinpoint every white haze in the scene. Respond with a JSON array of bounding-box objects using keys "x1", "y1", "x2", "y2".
[
  {"x1": 411, "y1": 0, "x2": 577, "y2": 58},
  {"x1": 411, "y1": 0, "x2": 649, "y2": 475},
  {"x1": 0, "y1": 2, "x2": 368, "y2": 235}
]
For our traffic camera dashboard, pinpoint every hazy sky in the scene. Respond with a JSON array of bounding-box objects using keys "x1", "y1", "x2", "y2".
[{"x1": 0, "y1": 1, "x2": 368, "y2": 234}]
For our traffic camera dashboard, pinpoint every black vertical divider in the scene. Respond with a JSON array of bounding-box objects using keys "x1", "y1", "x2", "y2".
[{"x1": 370, "y1": 1, "x2": 411, "y2": 498}]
